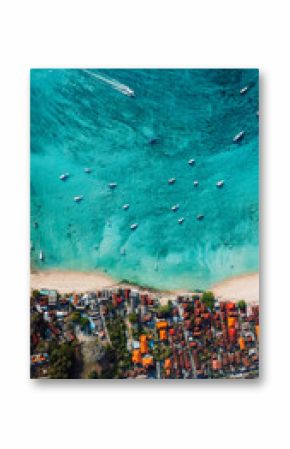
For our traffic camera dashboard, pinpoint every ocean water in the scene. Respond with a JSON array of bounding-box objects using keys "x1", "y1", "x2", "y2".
[{"x1": 30, "y1": 69, "x2": 259, "y2": 290}]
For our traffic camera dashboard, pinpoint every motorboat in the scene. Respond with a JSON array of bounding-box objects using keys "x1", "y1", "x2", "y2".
[
  {"x1": 74, "y1": 195, "x2": 83, "y2": 202},
  {"x1": 121, "y1": 86, "x2": 134, "y2": 96},
  {"x1": 59, "y1": 173, "x2": 69, "y2": 181},
  {"x1": 123, "y1": 204, "x2": 130, "y2": 210},
  {"x1": 84, "y1": 168, "x2": 92, "y2": 173},
  {"x1": 196, "y1": 214, "x2": 204, "y2": 221},
  {"x1": 233, "y1": 131, "x2": 245, "y2": 143},
  {"x1": 216, "y1": 180, "x2": 224, "y2": 188},
  {"x1": 171, "y1": 204, "x2": 180, "y2": 212},
  {"x1": 193, "y1": 180, "x2": 199, "y2": 187},
  {"x1": 188, "y1": 159, "x2": 195, "y2": 165},
  {"x1": 168, "y1": 178, "x2": 176, "y2": 184},
  {"x1": 178, "y1": 217, "x2": 184, "y2": 224},
  {"x1": 108, "y1": 182, "x2": 117, "y2": 189},
  {"x1": 240, "y1": 86, "x2": 249, "y2": 95},
  {"x1": 39, "y1": 250, "x2": 44, "y2": 261},
  {"x1": 130, "y1": 223, "x2": 138, "y2": 230}
]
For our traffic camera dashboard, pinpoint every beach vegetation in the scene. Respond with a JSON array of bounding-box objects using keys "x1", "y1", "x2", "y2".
[
  {"x1": 201, "y1": 291, "x2": 215, "y2": 311},
  {"x1": 237, "y1": 300, "x2": 246, "y2": 310}
]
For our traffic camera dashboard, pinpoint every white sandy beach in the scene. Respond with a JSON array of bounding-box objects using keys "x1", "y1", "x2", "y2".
[
  {"x1": 31, "y1": 270, "x2": 117, "y2": 293},
  {"x1": 211, "y1": 272, "x2": 259, "y2": 303},
  {"x1": 31, "y1": 270, "x2": 259, "y2": 303}
]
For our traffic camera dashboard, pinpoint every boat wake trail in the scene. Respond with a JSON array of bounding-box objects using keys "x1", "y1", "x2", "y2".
[{"x1": 83, "y1": 69, "x2": 135, "y2": 97}]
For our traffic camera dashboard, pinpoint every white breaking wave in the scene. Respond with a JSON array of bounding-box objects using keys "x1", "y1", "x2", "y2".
[{"x1": 83, "y1": 69, "x2": 135, "y2": 97}]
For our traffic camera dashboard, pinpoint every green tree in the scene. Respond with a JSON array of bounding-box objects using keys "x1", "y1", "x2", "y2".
[
  {"x1": 48, "y1": 343, "x2": 75, "y2": 379},
  {"x1": 201, "y1": 291, "x2": 215, "y2": 311},
  {"x1": 88, "y1": 370, "x2": 99, "y2": 379},
  {"x1": 237, "y1": 300, "x2": 246, "y2": 311},
  {"x1": 129, "y1": 312, "x2": 138, "y2": 324}
]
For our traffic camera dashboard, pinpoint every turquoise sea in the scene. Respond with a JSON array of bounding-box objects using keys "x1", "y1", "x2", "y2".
[{"x1": 30, "y1": 69, "x2": 259, "y2": 290}]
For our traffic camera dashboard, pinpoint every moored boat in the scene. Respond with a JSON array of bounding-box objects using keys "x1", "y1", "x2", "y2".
[
  {"x1": 178, "y1": 217, "x2": 184, "y2": 224},
  {"x1": 59, "y1": 173, "x2": 70, "y2": 181},
  {"x1": 240, "y1": 86, "x2": 249, "y2": 95},
  {"x1": 233, "y1": 131, "x2": 245, "y2": 143},
  {"x1": 130, "y1": 223, "x2": 138, "y2": 230},
  {"x1": 171, "y1": 204, "x2": 180, "y2": 212},
  {"x1": 123, "y1": 204, "x2": 130, "y2": 210},
  {"x1": 216, "y1": 180, "x2": 224, "y2": 188},
  {"x1": 108, "y1": 182, "x2": 117, "y2": 189},
  {"x1": 74, "y1": 195, "x2": 83, "y2": 202},
  {"x1": 39, "y1": 250, "x2": 44, "y2": 261},
  {"x1": 188, "y1": 159, "x2": 195, "y2": 165},
  {"x1": 168, "y1": 178, "x2": 176, "y2": 184},
  {"x1": 193, "y1": 180, "x2": 199, "y2": 187},
  {"x1": 196, "y1": 214, "x2": 204, "y2": 221}
]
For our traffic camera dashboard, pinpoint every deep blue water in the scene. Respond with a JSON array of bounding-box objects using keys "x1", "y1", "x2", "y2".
[{"x1": 30, "y1": 69, "x2": 259, "y2": 290}]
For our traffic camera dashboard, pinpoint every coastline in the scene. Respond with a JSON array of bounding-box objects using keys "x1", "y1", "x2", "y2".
[
  {"x1": 211, "y1": 272, "x2": 259, "y2": 304},
  {"x1": 31, "y1": 269, "x2": 259, "y2": 303}
]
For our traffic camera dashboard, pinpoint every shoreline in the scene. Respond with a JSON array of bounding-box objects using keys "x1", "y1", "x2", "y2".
[{"x1": 30, "y1": 269, "x2": 259, "y2": 303}]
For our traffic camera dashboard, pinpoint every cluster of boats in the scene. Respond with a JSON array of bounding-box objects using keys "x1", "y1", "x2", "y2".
[{"x1": 41, "y1": 84, "x2": 250, "y2": 262}]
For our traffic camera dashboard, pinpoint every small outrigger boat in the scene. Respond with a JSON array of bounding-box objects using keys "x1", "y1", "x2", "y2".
[
  {"x1": 188, "y1": 159, "x2": 195, "y2": 165},
  {"x1": 130, "y1": 223, "x2": 138, "y2": 230},
  {"x1": 216, "y1": 180, "x2": 224, "y2": 188},
  {"x1": 178, "y1": 217, "x2": 184, "y2": 224},
  {"x1": 168, "y1": 178, "x2": 176, "y2": 184},
  {"x1": 108, "y1": 182, "x2": 117, "y2": 189},
  {"x1": 233, "y1": 130, "x2": 245, "y2": 143},
  {"x1": 171, "y1": 204, "x2": 180, "y2": 212},
  {"x1": 59, "y1": 173, "x2": 70, "y2": 181},
  {"x1": 74, "y1": 195, "x2": 83, "y2": 202},
  {"x1": 240, "y1": 86, "x2": 249, "y2": 95},
  {"x1": 122, "y1": 204, "x2": 130, "y2": 210}
]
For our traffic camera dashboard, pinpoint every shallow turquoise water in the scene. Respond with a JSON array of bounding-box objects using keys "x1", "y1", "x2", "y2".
[{"x1": 30, "y1": 69, "x2": 259, "y2": 290}]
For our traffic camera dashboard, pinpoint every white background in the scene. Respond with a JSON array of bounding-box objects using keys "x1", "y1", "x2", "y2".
[{"x1": 0, "y1": 1, "x2": 289, "y2": 448}]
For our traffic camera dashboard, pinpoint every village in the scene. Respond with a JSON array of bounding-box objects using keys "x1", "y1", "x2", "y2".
[{"x1": 30, "y1": 285, "x2": 259, "y2": 379}]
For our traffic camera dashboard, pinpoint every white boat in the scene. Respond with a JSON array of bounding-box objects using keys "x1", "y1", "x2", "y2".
[
  {"x1": 188, "y1": 159, "x2": 195, "y2": 165},
  {"x1": 130, "y1": 223, "x2": 138, "y2": 230},
  {"x1": 233, "y1": 131, "x2": 245, "y2": 143},
  {"x1": 178, "y1": 217, "x2": 184, "y2": 224},
  {"x1": 59, "y1": 173, "x2": 69, "y2": 181},
  {"x1": 193, "y1": 180, "x2": 199, "y2": 187},
  {"x1": 39, "y1": 250, "x2": 44, "y2": 261},
  {"x1": 123, "y1": 203, "x2": 130, "y2": 210},
  {"x1": 120, "y1": 248, "x2": 126, "y2": 256},
  {"x1": 171, "y1": 204, "x2": 180, "y2": 212},
  {"x1": 84, "y1": 168, "x2": 92, "y2": 173},
  {"x1": 108, "y1": 182, "x2": 117, "y2": 189},
  {"x1": 83, "y1": 69, "x2": 135, "y2": 97},
  {"x1": 196, "y1": 214, "x2": 204, "y2": 221},
  {"x1": 168, "y1": 178, "x2": 176, "y2": 184},
  {"x1": 74, "y1": 195, "x2": 83, "y2": 202},
  {"x1": 121, "y1": 86, "x2": 135, "y2": 97},
  {"x1": 240, "y1": 86, "x2": 249, "y2": 95},
  {"x1": 216, "y1": 180, "x2": 224, "y2": 188}
]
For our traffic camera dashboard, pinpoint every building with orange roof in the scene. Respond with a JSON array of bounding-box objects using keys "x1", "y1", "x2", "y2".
[
  {"x1": 159, "y1": 329, "x2": 167, "y2": 340},
  {"x1": 140, "y1": 334, "x2": 148, "y2": 354},
  {"x1": 142, "y1": 356, "x2": 153, "y2": 367},
  {"x1": 132, "y1": 349, "x2": 142, "y2": 364},
  {"x1": 156, "y1": 321, "x2": 168, "y2": 330}
]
